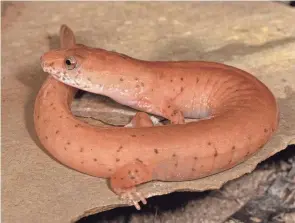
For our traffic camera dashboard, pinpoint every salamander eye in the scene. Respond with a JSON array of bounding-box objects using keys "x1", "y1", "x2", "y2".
[{"x1": 64, "y1": 56, "x2": 77, "y2": 70}]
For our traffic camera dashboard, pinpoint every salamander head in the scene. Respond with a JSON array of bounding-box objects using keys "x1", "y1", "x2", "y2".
[
  {"x1": 40, "y1": 44, "x2": 94, "y2": 87},
  {"x1": 40, "y1": 44, "x2": 118, "y2": 91},
  {"x1": 40, "y1": 44, "x2": 140, "y2": 95}
]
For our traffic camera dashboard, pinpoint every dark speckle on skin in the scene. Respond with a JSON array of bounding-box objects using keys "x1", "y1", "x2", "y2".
[
  {"x1": 45, "y1": 136, "x2": 48, "y2": 140},
  {"x1": 154, "y1": 149, "x2": 159, "y2": 154},
  {"x1": 75, "y1": 124, "x2": 81, "y2": 127},
  {"x1": 80, "y1": 147, "x2": 84, "y2": 152},
  {"x1": 194, "y1": 156, "x2": 198, "y2": 160},
  {"x1": 180, "y1": 87, "x2": 184, "y2": 92},
  {"x1": 131, "y1": 134, "x2": 136, "y2": 137},
  {"x1": 67, "y1": 141, "x2": 71, "y2": 145},
  {"x1": 180, "y1": 77, "x2": 184, "y2": 81},
  {"x1": 134, "y1": 77, "x2": 139, "y2": 81},
  {"x1": 196, "y1": 77, "x2": 199, "y2": 83},
  {"x1": 172, "y1": 153, "x2": 176, "y2": 157},
  {"x1": 116, "y1": 158, "x2": 120, "y2": 162},
  {"x1": 214, "y1": 148, "x2": 218, "y2": 157},
  {"x1": 93, "y1": 158, "x2": 97, "y2": 162},
  {"x1": 136, "y1": 158, "x2": 143, "y2": 163},
  {"x1": 120, "y1": 78, "x2": 124, "y2": 82},
  {"x1": 208, "y1": 142, "x2": 212, "y2": 146},
  {"x1": 172, "y1": 110, "x2": 178, "y2": 116},
  {"x1": 170, "y1": 79, "x2": 173, "y2": 82},
  {"x1": 192, "y1": 168, "x2": 196, "y2": 171},
  {"x1": 56, "y1": 130, "x2": 59, "y2": 134},
  {"x1": 64, "y1": 147, "x2": 67, "y2": 151},
  {"x1": 120, "y1": 177, "x2": 124, "y2": 180},
  {"x1": 232, "y1": 146, "x2": 236, "y2": 150},
  {"x1": 117, "y1": 145, "x2": 123, "y2": 152},
  {"x1": 108, "y1": 168, "x2": 112, "y2": 172},
  {"x1": 264, "y1": 128, "x2": 268, "y2": 133}
]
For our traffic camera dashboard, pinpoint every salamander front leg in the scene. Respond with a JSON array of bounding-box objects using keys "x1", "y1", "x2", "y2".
[
  {"x1": 109, "y1": 160, "x2": 153, "y2": 210},
  {"x1": 161, "y1": 102, "x2": 185, "y2": 124}
]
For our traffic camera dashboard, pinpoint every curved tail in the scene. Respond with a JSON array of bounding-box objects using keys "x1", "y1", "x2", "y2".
[{"x1": 59, "y1": 24, "x2": 76, "y2": 49}]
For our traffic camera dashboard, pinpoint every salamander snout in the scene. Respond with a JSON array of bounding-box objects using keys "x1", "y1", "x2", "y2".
[
  {"x1": 40, "y1": 56, "x2": 46, "y2": 71},
  {"x1": 40, "y1": 53, "x2": 65, "y2": 80}
]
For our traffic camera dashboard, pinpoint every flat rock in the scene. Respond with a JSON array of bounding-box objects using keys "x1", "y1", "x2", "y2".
[{"x1": 2, "y1": 2, "x2": 295, "y2": 223}]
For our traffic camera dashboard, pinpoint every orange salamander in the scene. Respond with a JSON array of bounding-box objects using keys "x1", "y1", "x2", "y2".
[{"x1": 34, "y1": 25, "x2": 279, "y2": 210}]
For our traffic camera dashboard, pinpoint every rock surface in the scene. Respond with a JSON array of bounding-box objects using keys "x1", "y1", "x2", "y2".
[{"x1": 2, "y1": 2, "x2": 295, "y2": 223}]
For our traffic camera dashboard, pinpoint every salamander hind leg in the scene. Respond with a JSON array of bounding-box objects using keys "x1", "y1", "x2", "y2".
[
  {"x1": 125, "y1": 112, "x2": 154, "y2": 128},
  {"x1": 109, "y1": 160, "x2": 153, "y2": 210}
]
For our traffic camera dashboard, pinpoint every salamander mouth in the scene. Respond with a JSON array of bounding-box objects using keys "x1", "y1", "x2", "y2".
[
  {"x1": 40, "y1": 59, "x2": 93, "y2": 89},
  {"x1": 41, "y1": 65, "x2": 92, "y2": 89},
  {"x1": 42, "y1": 66, "x2": 63, "y2": 79}
]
